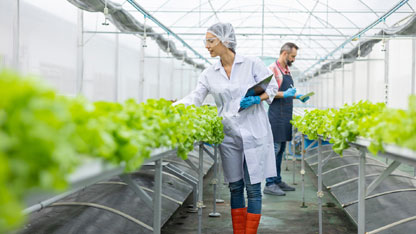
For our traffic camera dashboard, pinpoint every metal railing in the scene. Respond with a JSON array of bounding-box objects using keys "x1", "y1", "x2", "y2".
[
  {"x1": 299, "y1": 134, "x2": 416, "y2": 234},
  {"x1": 23, "y1": 142, "x2": 221, "y2": 234}
]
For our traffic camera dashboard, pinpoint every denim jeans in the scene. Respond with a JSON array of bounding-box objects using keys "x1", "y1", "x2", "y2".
[
  {"x1": 265, "y1": 142, "x2": 286, "y2": 187},
  {"x1": 228, "y1": 159, "x2": 262, "y2": 214}
]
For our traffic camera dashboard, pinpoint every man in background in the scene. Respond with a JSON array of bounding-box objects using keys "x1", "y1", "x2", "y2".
[{"x1": 263, "y1": 42, "x2": 310, "y2": 196}]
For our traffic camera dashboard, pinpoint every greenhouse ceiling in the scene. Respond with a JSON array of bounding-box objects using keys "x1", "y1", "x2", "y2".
[{"x1": 92, "y1": 0, "x2": 415, "y2": 76}]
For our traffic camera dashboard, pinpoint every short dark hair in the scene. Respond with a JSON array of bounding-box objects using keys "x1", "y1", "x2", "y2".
[{"x1": 280, "y1": 42, "x2": 299, "y2": 55}]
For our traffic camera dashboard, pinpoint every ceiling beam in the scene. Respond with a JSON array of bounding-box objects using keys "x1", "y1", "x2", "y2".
[
  {"x1": 134, "y1": 10, "x2": 414, "y2": 14},
  {"x1": 167, "y1": 26, "x2": 387, "y2": 30}
]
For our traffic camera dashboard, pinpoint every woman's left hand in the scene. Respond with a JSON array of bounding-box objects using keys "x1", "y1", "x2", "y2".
[{"x1": 240, "y1": 96, "x2": 261, "y2": 109}]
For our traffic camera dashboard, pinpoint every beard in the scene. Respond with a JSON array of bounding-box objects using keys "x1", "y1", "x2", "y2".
[{"x1": 287, "y1": 59, "x2": 293, "y2": 67}]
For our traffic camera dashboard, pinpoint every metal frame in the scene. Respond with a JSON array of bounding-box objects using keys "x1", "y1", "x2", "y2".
[
  {"x1": 327, "y1": 173, "x2": 416, "y2": 190},
  {"x1": 50, "y1": 202, "x2": 153, "y2": 231},
  {"x1": 139, "y1": 10, "x2": 414, "y2": 14},
  {"x1": 97, "y1": 181, "x2": 183, "y2": 205},
  {"x1": 292, "y1": 127, "x2": 297, "y2": 185},
  {"x1": 343, "y1": 188, "x2": 416, "y2": 208},
  {"x1": 317, "y1": 138, "x2": 323, "y2": 234},
  {"x1": 321, "y1": 163, "x2": 387, "y2": 176},
  {"x1": 300, "y1": 135, "x2": 307, "y2": 208},
  {"x1": 23, "y1": 142, "x2": 216, "y2": 234},
  {"x1": 308, "y1": 134, "x2": 416, "y2": 234},
  {"x1": 208, "y1": 145, "x2": 221, "y2": 217}
]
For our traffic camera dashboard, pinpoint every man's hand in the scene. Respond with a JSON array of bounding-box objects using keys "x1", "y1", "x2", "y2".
[
  {"x1": 296, "y1": 94, "x2": 310, "y2": 103},
  {"x1": 240, "y1": 96, "x2": 261, "y2": 109}
]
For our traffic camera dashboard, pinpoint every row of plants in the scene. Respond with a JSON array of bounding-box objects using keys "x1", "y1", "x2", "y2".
[
  {"x1": 0, "y1": 70, "x2": 224, "y2": 232},
  {"x1": 291, "y1": 96, "x2": 416, "y2": 156}
]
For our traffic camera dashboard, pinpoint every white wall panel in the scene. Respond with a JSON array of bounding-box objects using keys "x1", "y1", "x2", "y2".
[
  {"x1": 353, "y1": 60, "x2": 368, "y2": 102},
  {"x1": 19, "y1": 2, "x2": 78, "y2": 95},
  {"x1": 0, "y1": 1, "x2": 202, "y2": 103},
  {"x1": 388, "y1": 39, "x2": 412, "y2": 109},
  {"x1": 343, "y1": 64, "x2": 353, "y2": 105}
]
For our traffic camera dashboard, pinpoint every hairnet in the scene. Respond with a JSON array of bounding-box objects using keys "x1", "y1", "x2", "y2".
[{"x1": 207, "y1": 22, "x2": 237, "y2": 52}]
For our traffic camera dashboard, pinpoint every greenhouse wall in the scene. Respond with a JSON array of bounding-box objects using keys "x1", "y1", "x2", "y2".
[
  {"x1": 304, "y1": 37, "x2": 416, "y2": 110},
  {"x1": 0, "y1": 0, "x2": 201, "y2": 103},
  {"x1": 388, "y1": 39, "x2": 414, "y2": 109}
]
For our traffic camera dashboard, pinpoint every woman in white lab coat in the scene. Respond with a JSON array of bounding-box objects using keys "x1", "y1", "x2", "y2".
[{"x1": 175, "y1": 22, "x2": 278, "y2": 234}]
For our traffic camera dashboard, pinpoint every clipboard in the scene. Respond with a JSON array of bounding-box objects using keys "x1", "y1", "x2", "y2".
[{"x1": 238, "y1": 74, "x2": 273, "y2": 112}]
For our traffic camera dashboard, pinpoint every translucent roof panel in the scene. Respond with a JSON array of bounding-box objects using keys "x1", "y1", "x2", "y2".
[{"x1": 116, "y1": 0, "x2": 416, "y2": 76}]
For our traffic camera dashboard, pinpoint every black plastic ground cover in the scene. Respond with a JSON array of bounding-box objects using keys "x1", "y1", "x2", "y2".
[
  {"x1": 304, "y1": 144, "x2": 416, "y2": 233},
  {"x1": 13, "y1": 146, "x2": 215, "y2": 234}
]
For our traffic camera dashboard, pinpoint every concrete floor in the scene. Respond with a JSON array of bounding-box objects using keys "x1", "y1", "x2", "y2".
[{"x1": 162, "y1": 159, "x2": 357, "y2": 234}]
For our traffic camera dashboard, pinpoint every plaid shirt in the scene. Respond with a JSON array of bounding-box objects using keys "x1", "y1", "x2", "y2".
[{"x1": 268, "y1": 60, "x2": 290, "y2": 89}]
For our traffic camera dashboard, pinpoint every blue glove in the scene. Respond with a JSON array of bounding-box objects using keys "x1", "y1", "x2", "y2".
[
  {"x1": 296, "y1": 94, "x2": 310, "y2": 103},
  {"x1": 283, "y1": 88, "x2": 297, "y2": 98},
  {"x1": 240, "y1": 96, "x2": 261, "y2": 109}
]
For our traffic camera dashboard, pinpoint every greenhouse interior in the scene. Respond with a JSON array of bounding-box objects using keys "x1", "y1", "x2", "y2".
[{"x1": 1, "y1": 0, "x2": 416, "y2": 233}]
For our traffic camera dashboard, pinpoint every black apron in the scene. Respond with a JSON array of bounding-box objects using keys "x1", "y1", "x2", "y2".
[{"x1": 268, "y1": 63, "x2": 293, "y2": 143}]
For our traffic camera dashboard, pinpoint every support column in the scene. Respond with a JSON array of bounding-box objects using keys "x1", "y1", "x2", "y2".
[
  {"x1": 114, "y1": 33, "x2": 119, "y2": 102},
  {"x1": 138, "y1": 38, "x2": 145, "y2": 102},
  {"x1": 384, "y1": 40, "x2": 389, "y2": 105},
  {"x1": 352, "y1": 62, "x2": 356, "y2": 103},
  {"x1": 76, "y1": 9, "x2": 84, "y2": 95},
  {"x1": 412, "y1": 39, "x2": 415, "y2": 95},
  {"x1": 261, "y1": 0, "x2": 265, "y2": 56},
  {"x1": 153, "y1": 159, "x2": 163, "y2": 234},
  {"x1": 180, "y1": 66, "x2": 184, "y2": 98},
  {"x1": 292, "y1": 127, "x2": 296, "y2": 185},
  {"x1": 209, "y1": 145, "x2": 221, "y2": 217},
  {"x1": 12, "y1": 0, "x2": 20, "y2": 71},
  {"x1": 170, "y1": 58, "x2": 174, "y2": 100},
  {"x1": 358, "y1": 148, "x2": 366, "y2": 234},
  {"x1": 197, "y1": 143, "x2": 204, "y2": 234},
  {"x1": 317, "y1": 138, "x2": 323, "y2": 234},
  {"x1": 366, "y1": 56, "x2": 371, "y2": 101},
  {"x1": 300, "y1": 135, "x2": 307, "y2": 208},
  {"x1": 342, "y1": 63, "x2": 345, "y2": 105},
  {"x1": 333, "y1": 71, "x2": 336, "y2": 107},
  {"x1": 157, "y1": 49, "x2": 161, "y2": 98}
]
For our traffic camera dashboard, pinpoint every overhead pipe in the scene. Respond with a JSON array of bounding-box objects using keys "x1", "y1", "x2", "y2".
[
  {"x1": 302, "y1": 0, "x2": 409, "y2": 77},
  {"x1": 126, "y1": 0, "x2": 211, "y2": 65}
]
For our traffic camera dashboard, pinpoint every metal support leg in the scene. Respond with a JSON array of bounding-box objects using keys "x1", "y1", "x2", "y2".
[
  {"x1": 216, "y1": 147, "x2": 225, "y2": 203},
  {"x1": 162, "y1": 164, "x2": 198, "y2": 213},
  {"x1": 358, "y1": 148, "x2": 366, "y2": 234},
  {"x1": 209, "y1": 145, "x2": 221, "y2": 217},
  {"x1": 154, "y1": 159, "x2": 163, "y2": 234},
  {"x1": 366, "y1": 160, "x2": 401, "y2": 196},
  {"x1": 292, "y1": 128, "x2": 296, "y2": 185},
  {"x1": 119, "y1": 174, "x2": 153, "y2": 210},
  {"x1": 285, "y1": 141, "x2": 289, "y2": 171},
  {"x1": 301, "y1": 135, "x2": 307, "y2": 208},
  {"x1": 317, "y1": 138, "x2": 323, "y2": 234},
  {"x1": 198, "y1": 143, "x2": 204, "y2": 234}
]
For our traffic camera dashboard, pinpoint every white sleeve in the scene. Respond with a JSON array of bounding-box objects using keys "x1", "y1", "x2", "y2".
[
  {"x1": 174, "y1": 71, "x2": 209, "y2": 107},
  {"x1": 252, "y1": 57, "x2": 278, "y2": 104}
]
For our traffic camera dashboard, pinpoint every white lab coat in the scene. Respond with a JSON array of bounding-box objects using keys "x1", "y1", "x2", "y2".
[{"x1": 176, "y1": 54, "x2": 278, "y2": 184}]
